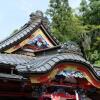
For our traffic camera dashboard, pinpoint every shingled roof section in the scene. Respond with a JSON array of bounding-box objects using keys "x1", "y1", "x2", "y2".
[
  {"x1": 16, "y1": 53, "x2": 100, "y2": 81},
  {"x1": 0, "y1": 54, "x2": 33, "y2": 65},
  {"x1": 0, "y1": 11, "x2": 59, "y2": 52},
  {"x1": 16, "y1": 53, "x2": 91, "y2": 73}
]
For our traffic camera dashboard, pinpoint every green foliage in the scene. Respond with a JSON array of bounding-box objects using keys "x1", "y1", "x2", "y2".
[
  {"x1": 88, "y1": 0, "x2": 100, "y2": 25},
  {"x1": 79, "y1": 0, "x2": 89, "y2": 25},
  {"x1": 46, "y1": 0, "x2": 100, "y2": 64},
  {"x1": 95, "y1": 61, "x2": 100, "y2": 67},
  {"x1": 84, "y1": 27, "x2": 100, "y2": 63},
  {"x1": 79, "y1": 0, "x2": 100, "y2": 25},
  {"x1": 78, "y1": 0, "x2": 100, "y2": 64},
  {"x1": 46, "y1": 0, "x2": 84, "y2": 42}
]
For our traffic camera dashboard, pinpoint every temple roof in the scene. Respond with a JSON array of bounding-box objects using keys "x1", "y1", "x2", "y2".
[
  {"x1": 16, "y1": 53, "x2": 88, "y2": 73},
  {"x1": 0, "y1": 53, "x2": 99, "y2": 77},
  {"x1": 0, "y1": 19, "x2": 41, "y2": 50},
  {"x1": 0, "y1": 11, "x2": 99, "y2": 87},
  {"x1": 0, "y1": 41, "x2": 99, "y2": 78},
  {"x1": 0, "y1": 11, "x2": 59, "y2": 52}
]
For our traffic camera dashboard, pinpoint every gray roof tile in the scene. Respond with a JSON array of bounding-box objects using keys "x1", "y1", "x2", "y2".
[
  {"x1": 52, "y1": 57, "x2": 60, "y2": 62},
  {"x1": 48, "y1": 60, "x2": 55, "y2": 66},
  {"x1": 44, "y1": 64, "x2": 52, "y2": 70},
  {"x1": 57, "y1": 55, "x2": 64, "y2": 60},
  {"x1": 16, "y1": 54, "x2": 89, "y2": 73},
  {"x1": 0, "y1": 54, "x2": 33, "y2": 65}
]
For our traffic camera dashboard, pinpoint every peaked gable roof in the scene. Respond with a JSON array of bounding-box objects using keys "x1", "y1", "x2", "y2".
[{"x1": 0, "y1": 11, "x2": 59, "y2": 53}]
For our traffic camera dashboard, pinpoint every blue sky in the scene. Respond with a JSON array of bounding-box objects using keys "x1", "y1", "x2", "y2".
[{"x1": 0, "y1": 0, "x2": 81, "y2": 41}]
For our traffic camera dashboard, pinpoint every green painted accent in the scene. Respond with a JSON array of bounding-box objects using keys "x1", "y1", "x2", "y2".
[{"x1": 64, "y1": 66, "x2": 77, "y2": 71}]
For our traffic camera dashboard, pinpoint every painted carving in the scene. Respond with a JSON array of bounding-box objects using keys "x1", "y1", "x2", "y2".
[
  {"x1": 25, "y1": 34, "x2": 50, "y2": 51},
  {"x1": 5, "y1": 29, "x2": 54, "y2": 53}
]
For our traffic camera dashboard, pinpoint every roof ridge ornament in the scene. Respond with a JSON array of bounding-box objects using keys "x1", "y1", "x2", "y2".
[
  {"x1": 30, "y1": 10, "x2": 43, "y2": 20},
  {"x1": 58, "y1": 41, "x2": 83, "y2": 56},
  {"x1": 29, "y1": 10, "x2": 49, "y2": 30}
]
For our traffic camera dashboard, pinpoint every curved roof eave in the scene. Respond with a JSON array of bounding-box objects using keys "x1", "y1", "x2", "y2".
[{"x1": 0, "y1": 19, "x2": 42, "y2": 52}]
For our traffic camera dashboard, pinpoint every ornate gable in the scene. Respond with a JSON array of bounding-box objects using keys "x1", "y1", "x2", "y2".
[{"x1": 0, "y1": 11, "x2": 59, "y2": 54}]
